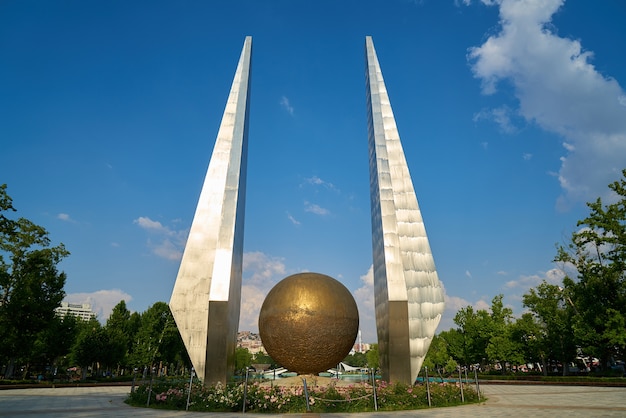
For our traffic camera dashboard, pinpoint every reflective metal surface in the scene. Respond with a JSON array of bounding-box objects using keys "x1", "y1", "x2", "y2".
[
  {"x1": 258, "y1": 273, "x2": 359, "y2": 375},
  {"x1": 169, "y1": 36, "x2": 252, "y2": 386},
  {"x1": 365, "y1": 36, "x2": 445, "y2": 384}
]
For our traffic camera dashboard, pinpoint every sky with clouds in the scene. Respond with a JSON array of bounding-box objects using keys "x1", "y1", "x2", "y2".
[{"x1": 2, "y1": 0, "x2": 625, "y2": 343}]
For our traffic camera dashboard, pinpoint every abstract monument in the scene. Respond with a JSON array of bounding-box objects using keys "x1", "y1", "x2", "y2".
[
  {"x1": 170, "y1": 36, "x2": 444, "y2": 386},
  {"x1": 365, "y1": 36, "x2": 445, "y2": 384},
  {"x1": 169, "y1": 37, "x2": 251, "y2": 386}
]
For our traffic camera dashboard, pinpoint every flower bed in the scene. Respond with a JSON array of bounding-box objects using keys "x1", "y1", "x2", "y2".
[{"x1": 125, "y1": 377, "x2": 480, "y2": 413}]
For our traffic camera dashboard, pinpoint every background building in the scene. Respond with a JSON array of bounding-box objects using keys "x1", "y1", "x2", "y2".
[
  {"x1": 237, "y1": 331, "x2": 266, "y2": 354},
  {"x1": 55, "y1": 302, "x2": 96, "y2": 321}
]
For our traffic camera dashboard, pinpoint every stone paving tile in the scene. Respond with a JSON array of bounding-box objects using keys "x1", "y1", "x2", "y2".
[{"x1": 0, "y1": 384, "x2": 625, "y2": 417}]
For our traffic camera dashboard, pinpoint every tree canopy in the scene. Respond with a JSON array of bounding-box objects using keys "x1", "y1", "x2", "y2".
[
  {"x1": 0, "y1": 184, "x2": 69, "y2": 378},
  {"x1": 431, "y1": 170, "x2": 626, "y2": 376},
  {"x1": 555, "y1": 169, "x2": 626, "y2": 369}
]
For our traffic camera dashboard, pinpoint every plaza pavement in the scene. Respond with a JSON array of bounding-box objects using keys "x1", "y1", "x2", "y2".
[{"x1": 0, "y1": 383, "x2": 625, "y2": 417}]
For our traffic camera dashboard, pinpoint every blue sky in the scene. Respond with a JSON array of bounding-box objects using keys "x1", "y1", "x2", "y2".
[{"x1": 2, "y1": 0, "x2": 625, "y2": 343}]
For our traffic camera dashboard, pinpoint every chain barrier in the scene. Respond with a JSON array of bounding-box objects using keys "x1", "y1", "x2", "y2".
[{"x1": 309, "y1": 393, "x2": 372, "y2": 403}]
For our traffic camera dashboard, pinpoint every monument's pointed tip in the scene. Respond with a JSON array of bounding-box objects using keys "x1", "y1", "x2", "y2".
[{"x1": 365, "y1": 37, "x2": 378, "y2": 64}]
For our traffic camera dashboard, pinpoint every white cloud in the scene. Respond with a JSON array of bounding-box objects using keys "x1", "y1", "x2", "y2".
[
  {"x1": 546, "y1": 267, "x2": 567, "y2": 284},
  {"x1": 238, "y1": 252, "x2": 287, "y2": 332},
  {"x1": 302, "y1": 176, "x2": 339, "y2": 192},
  {"x1": 286, "y1": 212, "x2": 301, "y2": 225},
  {"x1": 465, "y1": 270, "x2": 472, "y2": 279},
  {"x1": 152, "y1": 238, "x2": 184, "y2": 261},
  {"x1": 242, "y1": 251, "x2": 286, "y2": 284},
  {"x1": 306, "y1": 176, "x2": 324, "y2": 186},
  {"x1": 135, "y1": 216, "x2": 167, "y2": 233},
  {"x1": 469, "y1": 0, "x2": 626, "y2": 207},
  {"x1": 353, "y1": 265, "x2": 376, "y2": 342},
  {"x1": 64, "y1": 289, "x2": 133, "y2": 322},
  {"x1": 304, "y1": 176, "x2": 339, "y2": 191},
  {"x1": 473, "y1": 106, "x2": 517, "y2": 133},
  {"x1": 239, "y1": 284, "x2": 267, "y2": 332},
  {"x1": 134, "y1": 216, "x2": 188, "y2": 261},
  {"x1": 304, "y1": 201, "x2": 330, "y2": 216},
  {"x1": 280, "y1": 96, "x2": 294, "y2": 115},
  {"x1": 57, "y1": 213, "x2": 72, "y2": 222},
  {"x1": 475, "y1": 299, "x2": 490, "y2": 311},
  {"x1": 504, "y1": 268, "x2": 565, "y2": 289},
  {"x1": 522, "y1": 153, "x2": 533, "y2": 161},
  {"x1": 439, "y1": 289, "x2": 491, "y2": 331}
]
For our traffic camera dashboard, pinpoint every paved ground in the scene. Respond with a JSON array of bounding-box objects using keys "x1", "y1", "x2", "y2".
[{"x1": 0, "y1": 383, "x2": 625, "y2": 417}]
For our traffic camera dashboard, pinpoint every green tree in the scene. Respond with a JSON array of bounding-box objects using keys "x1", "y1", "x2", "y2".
[
  {"x1": 252, "y1": 351, "x2": 276, "y2": 368},
  {"x1": 128, "y1": 302, "x2": 188, "y2": 374},
  {"x1": 102, "y1": 327, "x2": 127, "y2": 374},
  {"x1": 71, "y1": 317, "x2": 128, "y2": 379},
  {"x1": 235, "y1": 347, "x2": 252, "y2": 372},
  {"x1": 126, "y1": 311, "x2": 142, "y2": 367},
  {"x1": 106, "y1": 301, "x2": 131, "y2": 343},
  {"x1": 509, "y1": 313, "x2": 543, "y2": 372},
  {"x1": 0, "y1": 184, "x2": 69, "y2": 378},
  {"x1": 31, "y1": 314, "x2": 79, "y2": 378},
  {"x1": 485, "y1": 295, "x2": 520, "y2": 373},
  {"x1": 365, "y1": 344, "x2": 379, "y2": 370},
  {"x1": 424, "y1": 334, "x2": 454, "y2": 378},
  {"x1": 486, "y1": 331, "x2": 524, "y2": 373},
  {"x1": 555, "y1": 169, "x2": 626, "y2": 371},
  {"x1": 439, "y1": 328, "x2": 464, "y2": 365},
  {"x1": 523, "y1": 281, "x2": 576, "y2": 375},
  {"x1": 454, "y1": 295, "x2": 521, "y2": 372},
  {"x1": 343, "y1": 351, "x2": 367, "y2": 367},
  {"x1": 71, "y1": 318, "x2": 106, "y2": 379},
  {"x1": 453, "y1": 304, "x2": 492, "y2": 366},
  {"x1": 105, "y1": 300, "x2": 132, "y2": 372}
]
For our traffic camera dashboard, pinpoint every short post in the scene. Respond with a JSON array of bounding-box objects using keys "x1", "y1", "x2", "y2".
[
  {"x1": 302, "y1": 377, "x2": 311, "y2": 412},
  {"x1": 371, "y1": 368, "x2": 378, "y2": 411},
  {"x1": 186, "y1": 368, "x2": 194, "y2": 411},
  {"x1": 458, "y1": 366, "x2": 464, "y2": 403},
  {"x1": 474, "y1": 366, "x2": 481, "y2": 401},
  {"x1": 425, "y1": 367, "x2": 432, "y2": 407},
  {"x1": 242, "y1": 367, "x2": 250, "y2": 413}
]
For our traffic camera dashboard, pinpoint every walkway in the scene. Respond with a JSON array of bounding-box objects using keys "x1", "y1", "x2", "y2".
[{"x1": 0, "y1": 383, "x2": 625, "y2": 417}]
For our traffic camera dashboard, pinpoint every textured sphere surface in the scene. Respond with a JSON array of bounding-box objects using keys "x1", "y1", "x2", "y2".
[{"x1": 258, "y1": 272, "x2": 359, "y2": 374}]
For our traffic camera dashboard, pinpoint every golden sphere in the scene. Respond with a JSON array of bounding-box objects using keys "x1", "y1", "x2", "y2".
[{"x1": 258, "y1": 272, "x2": 359, "y2": 375}]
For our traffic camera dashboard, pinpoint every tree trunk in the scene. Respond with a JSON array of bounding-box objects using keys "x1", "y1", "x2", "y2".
[
  {"x1": 4, "y1": 358, "x2": 15, "y2": 379},
  {"x1": 21, "y1": 363, "x2": 31, "y2": 380}
]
